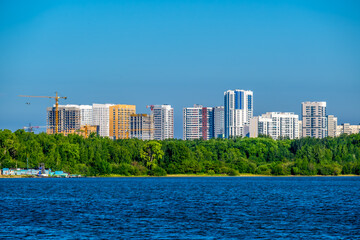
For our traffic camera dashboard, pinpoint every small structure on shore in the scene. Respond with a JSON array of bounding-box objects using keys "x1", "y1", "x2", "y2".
[{"x1": 1, "y1": 168, "x2": 70, "y2": 177}]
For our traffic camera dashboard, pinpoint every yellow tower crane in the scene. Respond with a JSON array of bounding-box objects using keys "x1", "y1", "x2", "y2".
[{"x1": 19, "y1": 92, "x2": 67, "y2": 134}]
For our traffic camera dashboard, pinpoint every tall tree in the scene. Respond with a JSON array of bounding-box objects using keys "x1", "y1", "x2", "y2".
[{"x1": 140, "y1": 141, "x2": 164, "y2": 170}]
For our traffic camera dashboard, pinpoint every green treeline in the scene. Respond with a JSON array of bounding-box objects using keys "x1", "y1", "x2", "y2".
[{"x1": 1, "y1": 129, "x2": 360, "y2": 176}]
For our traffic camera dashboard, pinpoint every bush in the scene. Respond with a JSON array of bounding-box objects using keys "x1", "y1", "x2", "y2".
[
  {"x1": 111, "y1": 163, "x2": 133, "y2": 176},
  {"x1": 318, "y1": 164, "x2": 342, "y2": 176},
  {"x1": 256, "y1": 165, "x2": 271, "y2": 175},
  {"x1": 130, "y1": 162, "x2": 148, "y2": 176},
  {"x1": 291, "y1": 167, "x2": 300, "y2": 175},
  {"x1": 271, "y1": 163, "x2": 285, "y2": 175},
  {"x1": 149, "y1": 166, "x2": 167, "y2": 176},
  {"x1": 226, "y1": 168, "x2": 239, "y2": 176},
  {"x1": 220, "y1": 167, "x2": 239, "y2": 176}
]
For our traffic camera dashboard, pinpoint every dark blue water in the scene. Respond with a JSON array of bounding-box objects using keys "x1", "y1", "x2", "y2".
[{"x1": 1, "y1": 177, "x2": 359, "y2": 239}]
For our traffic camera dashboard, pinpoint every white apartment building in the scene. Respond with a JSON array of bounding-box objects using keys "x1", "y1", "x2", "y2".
[
  {"x1": 214, "y1": 106, "x2": 224, "y2": 138},
  {"x1": 183, "y1": 105, "x2": 202, "y2": 140},
  {"x1": 250, "y1": 112, "x2": 299, "y2": 140},
  {"x1": 224, "y1": 89, "x2": 253, "y2": 138},
  {"x1": 327, "y1": 115, "x2": 338, "y2": 137},
  {"x1": 152, "y1": 104, "x2": 174, "y2": 140},
  {"x1": 183, "y1": 105, "x2": 214, "y2": 140},
  {"x1": 92, "y1": 103, "x2": 114, "y2": 137},
  {"x1": 79, "y1": 105, "x2": 93, "y2": 126},
  {"x1": 301, "y1": 102, "x2": 327, "y2": 138}
]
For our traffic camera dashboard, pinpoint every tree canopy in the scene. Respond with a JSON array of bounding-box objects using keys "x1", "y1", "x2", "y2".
[{"x1": 1, "y1": 129, "x2": 360, "y2": 176}]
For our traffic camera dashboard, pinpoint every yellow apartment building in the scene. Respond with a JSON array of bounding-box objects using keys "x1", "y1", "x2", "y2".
[{"x1": 109, "y1": 104, "x2": 136, "y2": 139}]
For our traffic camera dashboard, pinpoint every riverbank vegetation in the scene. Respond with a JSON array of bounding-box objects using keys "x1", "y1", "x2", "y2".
[{"x1": 1, "y1": 129, "x2": 360, "y2": 176}]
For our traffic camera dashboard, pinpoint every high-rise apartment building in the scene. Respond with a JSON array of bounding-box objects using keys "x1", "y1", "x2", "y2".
[
  {"x1": 301, "y1": 102, "x2": 327, "y2": 138},
  {"x1": 47, "y1": 105, "x2": 81, "y2": 134},
  {"x1": 92, "y1": 103, "x2": 114, "y2": 137},
  {"x1": 214, "y1": 106, "x2": 224, "y2": 138},
  {"x1": 79, "y1": 105, "x2": 93, "y2": 126},
  {"x1": 224, "y1": 89, "x2": 253, "y2": 138},
  {"x1": 183, "y1": 105, "x2": 214, "y2": 140},
  {"x1": 183, "y1": 105, "x2": 202, "y2": 140},
  {"x1": 298, "y1": 120, "x2": 303, "y2": 138},
  {"x1": 109, "y1": 104, "x2": 136, "y2": 140},
  {"x1": 130, "y1": 114, "x2": 154, "y2": 140},
  {"x1": 250, "y1": 112, "x2": 299, "y2": 140},
  {"x1": 327, "y1": 115, "x2": 338, "y2": 137},
  {"x1": 151, "y1": 105, "x2": 174, "y2": 140},
  {"x1": 201, "y1": 107, "x2": 214, "y2": 140}
]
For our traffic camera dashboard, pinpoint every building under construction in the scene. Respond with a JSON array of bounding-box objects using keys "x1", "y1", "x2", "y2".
[
  {"x1": 130, "y1": 114, "x2": 154, "y2": 140},
  {"x1": 47, "y1": 105, "x2": 81, "y2": 134},
  {"x1": 47, "y1": 105, "x2": 98, "y2": 137}
]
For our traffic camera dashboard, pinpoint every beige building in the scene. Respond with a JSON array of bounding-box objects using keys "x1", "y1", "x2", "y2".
[
  {"x1": 76, "y1": 125, "x2": 99, "y2": 138},
  {"x1": 51, "y1": 125, "x2": 99, "y2": 137},
  {"x1": 249, "y1": 116, "x2": 272, "y2": 138},
  {"x1": 327, "y1": 115, "x2": 338, "y2": 137},
  {"x1": 336, "y1": 123, "x2": 360, "y2": 135}
]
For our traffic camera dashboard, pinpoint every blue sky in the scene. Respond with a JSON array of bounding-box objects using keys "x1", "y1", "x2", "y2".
[{"x1": 1, "y1": 0, "x2": 359, "y2": 138}]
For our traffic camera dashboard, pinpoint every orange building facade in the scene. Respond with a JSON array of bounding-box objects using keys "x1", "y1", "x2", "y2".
[{"x1": 109, "y1": 104, "x2": 136, "y2": 139}]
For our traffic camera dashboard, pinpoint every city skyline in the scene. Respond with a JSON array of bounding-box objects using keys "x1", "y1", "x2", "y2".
[
  {"x1": 1, "y1": 0, "x2": 359, "y2": 138},
  {"x1": 2, "y1": 88, "x2": 360, "y2": 139},
  {"x1": 42, "y1": 91, "x2": 357, "y2": 140}
]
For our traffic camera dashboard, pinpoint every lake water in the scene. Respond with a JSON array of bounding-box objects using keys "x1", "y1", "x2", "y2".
[{"x1": 0, "y1": 177, "x2": 359, "y2": 239}]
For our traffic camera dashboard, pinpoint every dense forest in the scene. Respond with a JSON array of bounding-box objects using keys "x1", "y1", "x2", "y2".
[{"x1": 1, "y1": 129, "x2": 360, "y2": 176}]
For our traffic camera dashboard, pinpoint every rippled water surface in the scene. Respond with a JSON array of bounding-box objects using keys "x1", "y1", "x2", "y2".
[{"x1": 1, "y1": 177, "x2": 359, "y2": 239}]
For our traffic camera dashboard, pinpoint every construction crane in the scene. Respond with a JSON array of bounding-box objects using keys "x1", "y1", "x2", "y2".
[
  {"x1": 146, "y1": 105, "x2": 155, "y2": 111},
  {"x1": 19, "y1": 92, "x2": 67, "y2": 134},
  {"x1": 75, "y1": 124, "x2": 90, "y2": 138},
  {"x1": 23, "y1": 123, "x2": 48, "y2": 133}
]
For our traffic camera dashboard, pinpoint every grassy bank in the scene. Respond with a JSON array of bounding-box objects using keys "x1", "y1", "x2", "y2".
[
  {"x1": 95, "y1": 173, "x2": 360, "y2": 177},
  {"x1": 1, "y1": 174, "x2": 359, "y2": 178}
]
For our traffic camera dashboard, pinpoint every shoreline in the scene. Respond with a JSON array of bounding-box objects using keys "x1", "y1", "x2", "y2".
[{"x1": 1, "y1": 174, "x2": 359, "y2": 178}]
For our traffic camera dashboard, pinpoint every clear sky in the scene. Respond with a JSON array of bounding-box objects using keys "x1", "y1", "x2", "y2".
[{"x1": 1, "y1": 0, "x2": 359, "y2": 138}]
